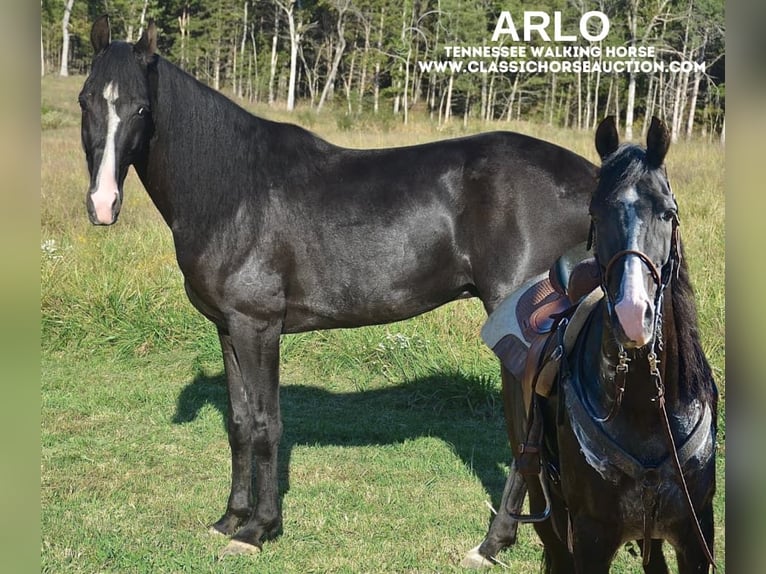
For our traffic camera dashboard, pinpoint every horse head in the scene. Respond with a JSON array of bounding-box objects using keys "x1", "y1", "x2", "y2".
[
  {"x1": 79, "y1": 15, "x2": 157, "y2": 225},
  {"x1": 590, "y1": 116, "x2": 680, "y2": 349}
]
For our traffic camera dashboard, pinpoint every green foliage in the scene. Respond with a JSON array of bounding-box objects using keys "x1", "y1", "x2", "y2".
[{"x1": 41, "y1": 0, "x2": 724, "y2": 131}]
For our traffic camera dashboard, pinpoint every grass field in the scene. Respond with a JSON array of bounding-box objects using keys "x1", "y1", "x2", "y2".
[{"x1": 41, "y1": 75, "x2": 725, "y2": 572}]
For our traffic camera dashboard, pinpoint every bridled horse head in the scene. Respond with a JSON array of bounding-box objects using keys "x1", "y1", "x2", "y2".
[
  {"x1": 590, "y1": 115, "x2": 681, "y2": 351},
  {"x1": 470, "y1": 116, "x2": 717, "y2": 572},
  {"x1": 79, "y1": 15, "x2": 600, "y2": 559}
]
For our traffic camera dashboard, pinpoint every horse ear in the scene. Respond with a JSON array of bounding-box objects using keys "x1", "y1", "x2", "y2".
[
  {"x1": 595, "y1": 116, "x2": 619, "y2": 160},
  {"x1": 646, "y1": 116, "x2": 671, "y2": 168},
  {"x1": 91, "y1": 14, "x2": 111, "y2": 54},
  {"x1": 134, "y1": 19, "x2": 158, "y2": 62}
]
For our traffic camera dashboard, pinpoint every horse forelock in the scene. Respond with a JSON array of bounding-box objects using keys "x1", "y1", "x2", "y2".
[
  {"x1": 593, "y1": 144, "x2": 671, "y2": 209},
  {"x1": 85, "y1": 41, "x2": 149, "y2": 101}
]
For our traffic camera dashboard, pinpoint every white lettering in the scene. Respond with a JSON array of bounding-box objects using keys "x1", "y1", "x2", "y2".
[
  {"x1": 491, "y1": 12, "x2": 519, "y2": 42},
  {"x1": 581, "y1": 11, "x2": 610, "y2": 42}
]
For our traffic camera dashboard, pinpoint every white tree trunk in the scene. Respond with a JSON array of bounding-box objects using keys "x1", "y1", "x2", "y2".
[
  {"x1": 269, "y1": 6, "x2": 279, "y2": 105},
  {"x1": 59, "y1": 0, "x2": 75, "y2": 77},
  {"x1": 137, "y1": 0, "x2": 149, "y2": 39},
  {"x1": 625, "y1": 74, "x2": 636, "y2": 140},
  {"x1": 275, "y1": 0, "x2": 300, "y2": 111},
  {"x1": 317, "y1": 1, "x2": 350, "y2": 112},
  {"x1": 445, "y1": 72, "x2": 454, "y2": 123}
]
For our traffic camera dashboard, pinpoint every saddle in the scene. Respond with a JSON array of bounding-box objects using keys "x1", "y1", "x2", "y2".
[
  {"x1": 483, "y1": 247, "x2": 601, "y2": 408},
  {"x1": 481, "y1": 245, "x2": 602, "y2": 479}
]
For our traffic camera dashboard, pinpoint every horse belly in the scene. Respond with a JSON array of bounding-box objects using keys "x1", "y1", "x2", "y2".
[{"x1": 281, "y1": 228, "x2": 471, "y2": 332}]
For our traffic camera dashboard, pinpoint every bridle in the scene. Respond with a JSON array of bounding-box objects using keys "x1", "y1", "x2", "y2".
[
  {"x1": 583, "y1": 183, "x2": 716, "y2": 569},
  {"x1": 585, "y1": 200, "x2": 681, "y2": 423}
]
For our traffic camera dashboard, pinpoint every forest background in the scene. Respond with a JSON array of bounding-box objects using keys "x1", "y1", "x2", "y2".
[{"x1": 41, "y1": 0, "x2": 724, "y2": 140}]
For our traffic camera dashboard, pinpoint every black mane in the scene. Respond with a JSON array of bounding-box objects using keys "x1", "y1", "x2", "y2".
[{"x1": 672, "y1": 250, "x2": 718, "y2": 411}]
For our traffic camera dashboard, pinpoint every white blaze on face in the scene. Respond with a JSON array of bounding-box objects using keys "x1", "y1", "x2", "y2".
[
  {"x1": 91, "y1": 81, "x2": 121, "y2": 224},
  {"x1": 613, "y1": 187, "x2": 653, "y2": 346}
]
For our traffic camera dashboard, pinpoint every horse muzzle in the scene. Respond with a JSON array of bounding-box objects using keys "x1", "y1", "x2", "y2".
[
  {"x1": 87, "y1": 187, "x2": 122, "y2": 225},
  {"x1": 612, "y1": 295, "x2": 654, "y2": 348}
]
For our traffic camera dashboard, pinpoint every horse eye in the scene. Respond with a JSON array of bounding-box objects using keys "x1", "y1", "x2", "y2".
[
  {"x1": 137, "y1": 106, "x2": 148, "y2": 117},
  {"x1": 662, "y1": 210, "x2": 677, "y2": 222}
]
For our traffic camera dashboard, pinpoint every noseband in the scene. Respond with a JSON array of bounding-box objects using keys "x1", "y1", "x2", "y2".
[{"x1": 589, "y1": 203, "x2": 682, "y2": 346}]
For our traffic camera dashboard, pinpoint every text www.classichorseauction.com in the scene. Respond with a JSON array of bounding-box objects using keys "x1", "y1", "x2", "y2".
[{"x1": 418, "y1": 10, "x2": 708, "y2": 76}]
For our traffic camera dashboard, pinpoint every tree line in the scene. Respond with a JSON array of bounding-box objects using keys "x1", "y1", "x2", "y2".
[{"x1": 41, "y1": 0, "x2": 725, "y2": 141}]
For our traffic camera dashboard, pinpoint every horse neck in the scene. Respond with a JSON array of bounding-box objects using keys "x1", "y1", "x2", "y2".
[{"x1": 133, "y1": 56, "x2": 260, "y2": 234}]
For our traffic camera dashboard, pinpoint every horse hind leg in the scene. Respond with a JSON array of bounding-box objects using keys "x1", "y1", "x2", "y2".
[
  {"x1": 461, "y1": 460, "x2": 527, "y2": 567},
  {"x1": 215, "y1": 317, "x2": 284, "y2": 557}
]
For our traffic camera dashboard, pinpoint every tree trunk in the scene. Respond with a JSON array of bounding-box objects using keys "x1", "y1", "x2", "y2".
[
  {"x1": 625, "y1": 73, "x2": 636, "y2": 140},
  {"x1": 178, "y1": 9, "x2": 189, "y2": 70},
  {"x1": 720, "y1": 115, "x2": 725, "y2": 145},
  {"x1": 358, "y1": 19, "x2": 371, "y2": 114},
  {"x1": 268, "y1": 6, "x2": 279, "y2": 105},
  {"x1": 643, "y1": 73, "x2": 656, "y2": 138},
  {"x1": 59, "y1": 0, "x2": 75, "y2": 77},
  {"x1": 137, "y1": 0, "x2": 149, "y2": 39},
  {"x1": 373, "y1": 6, "x2": 384, "y2": 114},
  {"x1": 237, "y1": 2, "x2": 249, "y2": 98},
  {"x1": 445, "y1": 71, "x2": 454, "y2": 123},
  {"x1": 317, "y1": 0, "x2": 350, "y2": 112}
]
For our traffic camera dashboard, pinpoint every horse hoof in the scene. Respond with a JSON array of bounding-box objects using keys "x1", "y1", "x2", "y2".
[
  {"x1": 208, "y1": 526, "x2": 226, "y2": 536},
  {"x1": 460, "y1": 545, "x2": 495, "y2": 569},
  {"x1": 218, "y1": 539, "x2": 261, "y2": 559}
]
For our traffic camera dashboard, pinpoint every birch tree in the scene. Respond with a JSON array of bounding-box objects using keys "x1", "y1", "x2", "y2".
[{"x1": 59, "y1": 0, "x2": 75, "y2": 76}]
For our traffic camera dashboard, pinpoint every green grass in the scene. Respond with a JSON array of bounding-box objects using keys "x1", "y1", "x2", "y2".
[{"x1": 41, "y1": 75, "x2": 725, "y2": 572}]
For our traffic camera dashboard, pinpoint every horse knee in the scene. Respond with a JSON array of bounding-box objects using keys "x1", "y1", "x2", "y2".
[
  {"x1": 227, "y1": 412, "x2": 254, "y2": 449},
  {"x1": 252, "y1": 417, "x2": 282, "y2": 457}
]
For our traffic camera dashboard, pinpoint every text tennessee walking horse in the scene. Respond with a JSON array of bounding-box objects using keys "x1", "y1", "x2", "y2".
[
  {"x1": 79, "y1": 16, "x2": 597, "y2": 556},
  {"x1": 471, "y1": 117, "x2": 717, "y2": 572}
]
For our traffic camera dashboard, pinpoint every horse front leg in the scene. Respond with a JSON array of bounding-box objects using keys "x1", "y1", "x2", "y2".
[
  {"x1": 215, "y1": 316, "x2": 283, "y2": 556},
  {"x1": 639, "y1": 539, "x2": 669, "y2": 574},
  {"x1": 570, "y1": 513, "x2": 620, "y2": 574},
  {"x1": 675, "y1": 503, "x2": 715, "y2": 574}
]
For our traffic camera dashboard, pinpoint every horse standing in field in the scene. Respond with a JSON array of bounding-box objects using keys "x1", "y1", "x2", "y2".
[
  {"x1": 79, "y1": 16, "x2": 598, "y2": 557},
  {"x1": 470, "y1": 117, "x2": 717, "y2": 572}
]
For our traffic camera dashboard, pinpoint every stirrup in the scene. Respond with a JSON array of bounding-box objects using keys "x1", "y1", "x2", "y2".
[{"x1": 507, "y1": 466, "x2": 552, "y2": 523}]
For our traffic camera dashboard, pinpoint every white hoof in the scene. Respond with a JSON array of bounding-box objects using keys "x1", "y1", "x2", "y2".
[
  {"x1": 460, "y1": 544, "x2": 495, "y2": 568},
  {"x1": 218, "y1": 539, "x2": 261, "y2": 559},
  {"x1": 208, "y1": 526, "x2": 226, "y2": 536}
]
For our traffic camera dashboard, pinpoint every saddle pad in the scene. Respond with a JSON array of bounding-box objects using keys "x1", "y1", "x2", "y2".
[{"x1": 481, "y1": 272, "x2": 547, "y2": 350}]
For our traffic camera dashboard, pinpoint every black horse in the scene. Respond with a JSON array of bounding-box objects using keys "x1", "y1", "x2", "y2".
[
  {"x1": 471, "y1": 117, "x2": 717, "y2": 572},
  {"x1": 79, "y1": 16, "x2": 598, "y2": 556}
]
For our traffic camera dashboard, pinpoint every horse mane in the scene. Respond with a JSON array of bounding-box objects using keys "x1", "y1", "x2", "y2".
[
  {"x1": 149, "y1": 53, "x2": 336, "y2": 174},
  {"x1": 671, "y1": 247, "x2": 718, "y2": 412},
  {"x1": 144, "y1": 53, "x2": 339, "y2": 221}
]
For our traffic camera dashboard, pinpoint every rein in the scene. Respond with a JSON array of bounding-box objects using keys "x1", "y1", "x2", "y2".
[{"x1": 588, "y1": 213, "x2": 716, "y2": 569}]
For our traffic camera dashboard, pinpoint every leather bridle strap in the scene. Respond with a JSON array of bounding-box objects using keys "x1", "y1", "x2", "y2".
[
  {"x1": 655, "y1": 379, "x2": 717, "y2": 570},
  {"x1": 602, "y1": 249, "x2": 663, "y2": 297}
]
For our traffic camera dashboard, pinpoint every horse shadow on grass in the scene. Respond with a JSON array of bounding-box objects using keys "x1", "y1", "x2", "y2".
[{"x1": 173, "y1": 366, "x2": 513, "y2": 513}]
